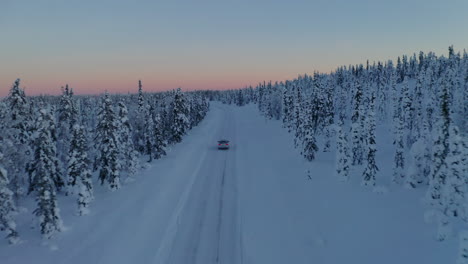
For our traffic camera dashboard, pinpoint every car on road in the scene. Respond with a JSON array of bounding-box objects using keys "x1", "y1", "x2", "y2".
[{"x1": 218, "y1": 140, "x2": 230, "y2": 149}]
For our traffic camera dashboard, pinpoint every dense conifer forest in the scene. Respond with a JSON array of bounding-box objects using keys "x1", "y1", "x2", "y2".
[{"x1": 0, "y1": 82, "x2": 209, "y2": 241}]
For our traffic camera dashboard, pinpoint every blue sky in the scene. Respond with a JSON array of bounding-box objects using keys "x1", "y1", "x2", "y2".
[{"x1": 1, "y1": 0, "x2": 467, "y2": 95}]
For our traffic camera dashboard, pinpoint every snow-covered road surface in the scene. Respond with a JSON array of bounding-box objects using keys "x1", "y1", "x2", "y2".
[
  {"x1": 165, "y1": 107, "x2": 242, "y2": 264},
  {"x1": 0, "y1": 102, "x2": 454, "y2": 264}
]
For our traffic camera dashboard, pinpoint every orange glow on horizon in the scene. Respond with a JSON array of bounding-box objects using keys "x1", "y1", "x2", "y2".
[{"x1": 1, "y1": 65, "x2": 335, "y2": 97}]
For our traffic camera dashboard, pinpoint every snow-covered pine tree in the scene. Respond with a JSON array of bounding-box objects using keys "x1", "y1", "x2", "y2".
[
  {"x1": 375, "y1": 62, "x2": 388, "y2": 121},
  {"x1": 170, "y1": 88, "x2": 190, "y2": 144},
  {"x1": 257, "y1": 82, "x2": 265, "y2": 113},
  {"x1": 57, "y1": 84, "x2": 77, "y2": 187},
  {"x1": 402, "y1": 55, "x2": 409, "y2": 79},
  {"x1": 293, "y1": 85, "x2": 304, "y2": 148},
  {"x1": 95, "y1": 93, "x2": 121, "y2": 191},
  {"x1": 31, "y1": 108, "x2": 63, "y2": 239},
  {"x1": 401, "y1": 77, "x2": 413, "y2": 147},
  {"x1": 335, "y1": 119, "x2": 350, "y2": 182},
  {"x1": 362, "y1": 92, "x2": 378, "y2": 186},
  {"x1": 441, "y1": 124, "x2": 467, "y2": 218},
  {"x1": 137, "y1": 80, "x2": 144, "y2": 110},
  {"x1": 396, "y1": 56, "x2": 404, "y2": 83},
  {"x1": 392, "y1": 95, "x2": 406, "y2": 185},
  {"x1": 117, "y1": 101, "x2": 139, "y2": 177},
  {"x1": 310, "y1": 73, "x2": 324, "y2": 133},
  {"x1": 427, "y1": 75, "x2": 451, "y2": 208},
  {"x1": 5, "y1": 79, "x2": 32, "y2": 199},
  {"x1": 158, "y1": 99, "x2": 172, "y2": 144},
  {"x1": 133, "y1": 80, "x2": 146, "y2": 154},
  {"x1": 425, "y1": 62, "x2": 437, "y2": 132},
  {"x1": 144, "y1": 104, "x2": 156, "y2": 162},
  {"x1": 153, "y1": 113, "x2": 167, "y2": 160},
  {"x1": 262, "y1": 82, "x2": 274, "y2": 118},
  {"x1": 462, "y1": 65, "x2": 468, "y2": 134},
  {"x1": 406, "y1": 117, "x2": 432, "y2": 188},
  {"x1": 411, "y1": 69, "x2": 426, "y2": 142},
  {"x1": 301, "y1": 102, "x2": 319, "y2": 161},
  {"x1": 389, "y1": 67, "x2": 399, "y2": 126},
  {"x1": 187, "y1": 96, "x2": 195, "y2": 130},
  {"x1": 322, "y1": 82, "x2": 334, "y2": 152},
  {"x1": 282, "y1": 83, "x2": 294, "y2": 132},
  {"x1": 0, "y1": 151, "x2": 19, "y2": 244},
  {"x1": 350, "y1": 77, "x2": 364, "y2": 165},
  {"x1": 268, "y1": 83, "x2": 282, "y2": 120},
  {"x1": 188, "y1": 94, "x2": 206, "y2": 128},
  {"x1": 68, "y1": 125, "x2": 94, "y2": 215},
  {"x1": 236, "y1": 89, "x2": 245, "y2": 106},
  {"x1": 336, "y1": 71, "x2": 349, "y2": 123},
  {"x1": 28, "y1": 108, "x2": 63, "y2": 194}
]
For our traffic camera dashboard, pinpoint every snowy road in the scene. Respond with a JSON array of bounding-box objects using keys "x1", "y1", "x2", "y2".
[
  {"x1": 0, "y1": 102, "x2": 453, "y2": 264},
  {"x1": 165, "y1": 107, "x2": 242, "y2": 264},
  {"x1": 1, "y1": 103, "x2": 245, "y2": 264}
]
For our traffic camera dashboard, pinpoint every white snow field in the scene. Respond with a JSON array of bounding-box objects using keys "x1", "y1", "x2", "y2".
[{"x1": 0, "y1": 102, "x2": 455, "y2": 264}]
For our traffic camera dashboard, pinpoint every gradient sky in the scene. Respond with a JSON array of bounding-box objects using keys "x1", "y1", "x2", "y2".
[{"x1": 1, "y1": 0, "x2": 467, "y2": 96}]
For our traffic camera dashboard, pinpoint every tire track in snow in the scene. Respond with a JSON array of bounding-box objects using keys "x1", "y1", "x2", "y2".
[
  {"x1": 215, "y1": 155, "x2": 228, "y2": 263},
  {"x1": 215, "y1": 107, "x2": 242, "y2": 264}
]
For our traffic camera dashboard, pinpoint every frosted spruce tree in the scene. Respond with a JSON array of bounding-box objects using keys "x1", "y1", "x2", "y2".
[
  {"x1": 427, "y1": 78, "x2": 451, "y2": 208},
  {"x1": 389, "y1": 68, "x2": 399, "y2": 128},
  {"x1": 309, "y1": 75, "x2": 324, "y2": 134},
  {"x1": 410, "y1": 69, "x2": 426, "y2": 142},
  {"x1": 362, "y1": 92, "x2": 378, "y2": 186},
  {"x1": 117, "y1": 101, "x2": 139, "y2": 176},
  {"x1": 375, "y1": 62, "x2": 388, "y2": 121},
  {"x1": 133, "y1": 80, "x2": 146, "y2": 154},
  {"x1": 335, "y1": 119, "x2": 351, "y2": 182},
  {"x1": 144, "y1": 104, "x2": 156, "y2": 162},
  {"x1": 236, "y1": 89, "x2": 245, "y2": 106},
  {"x1": 153, "y1": 113, "x2": 167, "y2": 160},
  {"x1": 187, "y1": 97, "x2": 194, "y2": 130},
  {"x1": 267, "y1": 82, "x2": 283, "y2": 120},
  {"x1": 441, "y1": 124, "x2": 467, "y2": 219},
  {"x1": 293, "y1": 85, "x2": 304, "y2": 148},
  {"x1": 321, "y1": 83, "x2": 334, "y2": 153},
  {"x1": 282, "y1": 83, "x2": 294, "y2": 132},
  {"x1": 159, "y1": 99, "x2": 172, "y2": 142},
  {"x1": 31, "y1": 108, "x2": 63, "y2": 239},
  {"x1": 68, "y1": 125, "x2": 94, "y2": 215},
  {"x1": 336, "y1": 72, "x2": 349, "y2": 125},
  {"x1": 57, "y1": 84, "x2": 78, "y2": 185},
  {"x1": 0, "y1": 151, "x2": 19, "y2": 244},
  {"x1": 28, "y1": 108, "x2": 63, "y2": 194},
  {"x1": 5, "y1": 79, "x2": 32, "y2": 199},
  {"x1": 425, "y1": 63, "x2": 437, "y2": 132},
  {"x1": 188, "y1": 94, "x2": 207, "y2": 128},
  {"x1": 95, "y1": 93, "x2": 121, "y2": 191},
  {"x1": 392, "y1": 94, "x2": 406, "y2": 185},
  {"x1": 425, "y1": 76, "x2": 455, "y2": 241},
  {"x1": 170, "y1": 88, "x2": 190, "y2": 144},
  {"x1": 406, "y1": 118, "x2": 432, "y2": 188},
  {"x1": 350, "y1": 78, "x2": 364, "y2": 165},
  {"x1": 301, "y1": 102, "x2": 319, "y2": 161},
  {"x1": 401, "y1": 77, "x2": 413, "y2": 147}
]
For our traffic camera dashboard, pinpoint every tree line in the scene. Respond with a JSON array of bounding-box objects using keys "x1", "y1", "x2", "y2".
[
  {"x1": 212, "y1": 46, "x2": 467, "y2": 263},
  {"x1": 0, "y1": 81, "x2": 209, "y2": 242}
]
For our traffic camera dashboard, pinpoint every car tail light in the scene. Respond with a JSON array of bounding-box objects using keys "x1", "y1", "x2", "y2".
[
  {"x1": 218, "y1": 144, "x2": 221, "y2": 146},
  {"x1": 225, "y1": 144, "x2": 229, "y2": 145}
]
